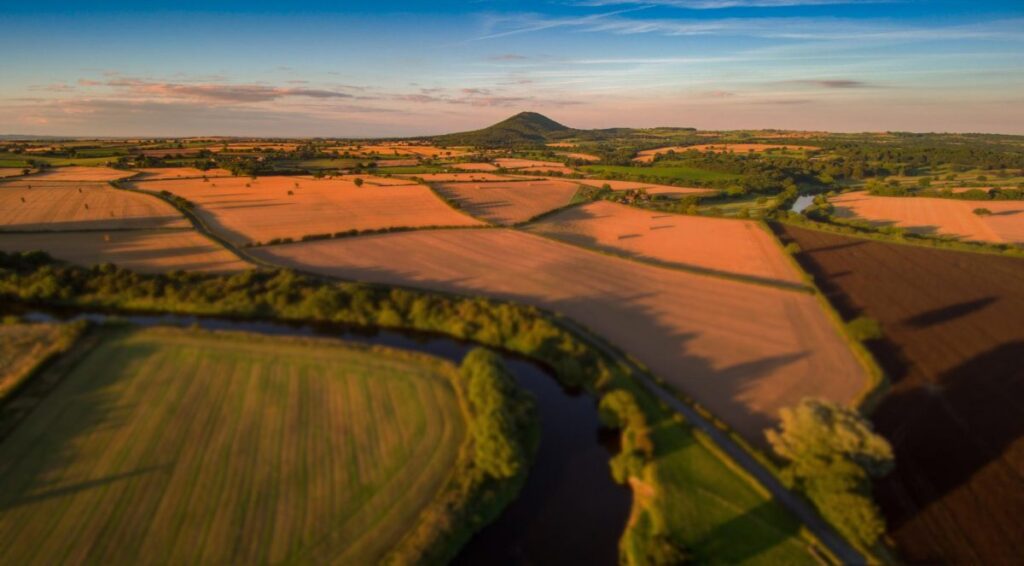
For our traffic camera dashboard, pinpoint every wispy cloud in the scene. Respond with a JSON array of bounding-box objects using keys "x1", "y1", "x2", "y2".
[
  {"x1": 574, "y1": 0, "x2": 889, "y2": 9},
  {"x1": 80, "y1": 78, "x2": 354, "y2": 103},
  {"x1": 782, "y1": 79, "x2": 873, "y2": 88},
  {"x1": 477, "y1": 13, "x2": 1024, "y2": 42}
]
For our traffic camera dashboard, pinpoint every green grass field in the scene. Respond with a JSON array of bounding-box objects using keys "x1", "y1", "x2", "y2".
[
  {"x1": 0, "y1": 326, "x2": 468, "y2": 565},
  {"x1": 0, "y1": 154, "x2": 116, "y2": 167},
  {"x1": 584, "y1": 163, "x2": 740, "y2": 183},
  {"x1": 647, "y1": 424, "x2": 816, "y2": 564}
]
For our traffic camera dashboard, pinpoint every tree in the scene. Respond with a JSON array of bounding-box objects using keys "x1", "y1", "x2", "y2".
[
  {"x1": 974, "y1": 207, "x2": 993, "y2": 216},
  {"x1": 766, "y1": 398, "x2": 893, "y2": 547},
  {"x1": 354, "y1": 177, "x2": 364, "y2": 187}
]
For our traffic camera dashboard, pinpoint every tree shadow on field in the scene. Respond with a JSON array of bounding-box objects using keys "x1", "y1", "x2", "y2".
[
  {"x1": 693, "y1": 501, "x2": 801, "y2": 564},
  {"x1": 902, "y1": 296, "x2": 997, "y2": 328},
  {"x1": 872, "y1": 341, "x2": 1024, "y2": 564},
  {"x1": 0, "y1": 337, "x2": 163, "y2": 515}
]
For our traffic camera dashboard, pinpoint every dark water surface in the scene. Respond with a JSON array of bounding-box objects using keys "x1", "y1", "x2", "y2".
[{"x1": 18, "y1": 308, "x2": 631, "y2": 565}]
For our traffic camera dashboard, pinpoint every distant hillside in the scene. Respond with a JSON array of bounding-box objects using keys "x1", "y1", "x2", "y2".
[{"x1": 432, "y1": 112, "x2": 574, "y2": 148}]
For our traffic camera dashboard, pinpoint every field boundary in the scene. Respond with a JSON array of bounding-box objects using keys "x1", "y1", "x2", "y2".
[
  {"x1": 763, "y1": 220, "x2": 889, "y2": 411},
  {"x1": 517, "y1": 219, "x2": 815, "y2": 293}
]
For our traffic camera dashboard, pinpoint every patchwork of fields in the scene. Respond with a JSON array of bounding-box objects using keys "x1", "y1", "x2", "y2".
[
  {"x1": 0, "y1": 327, "x2": 467, "y2": 565},
  {"x1": 252, "y1": 228, "x2": 867, "y2": 441},
  {"x1": 830, "y1": 191, "x2": 1024, "y2": 244},
  {"x1": 776, "y1": 224, "x2": 1024, "y2": 565},
  {"x1": 131, "y1": 175, "x2": 482, "y2": 245},
  {"x1": 633, "y1": 144, "x2": 818, "y2": 163}
]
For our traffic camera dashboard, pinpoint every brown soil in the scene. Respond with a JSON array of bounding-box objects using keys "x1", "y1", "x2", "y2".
[{"x1": 775, "y1": 223, "x2": 1024, "y2": 565}]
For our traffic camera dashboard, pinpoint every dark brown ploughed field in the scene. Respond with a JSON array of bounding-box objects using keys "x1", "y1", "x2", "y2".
[{"x1": 774, "y1": 224, "x2": 1024, "y2": 566}]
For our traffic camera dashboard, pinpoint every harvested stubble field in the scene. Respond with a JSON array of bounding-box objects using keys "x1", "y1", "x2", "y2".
[
  {"x1": 398, "y1": 173, "x2": 518, "y2": 182},
  {"x1": 0, "y1": 168, "x2": 26, "y2": 178},
  {"x1": 524, "y1": 201, "x2": 803, "y2": 284},
  {"x1": 0, "y1": 181, "x2": 189, "y2": 231},
  {"x1": 776, "y1": 224, "x2": 1024, "y2": 565},
  {"x1": 253, "y1": 229, "x2": 866, "y2": 441},
  {"x1": 131, "y1": 176, "x2": 481, "y2": 246},
  {"x1": 558, "y1": 152, "x2": 600, "y2": 162},
  {"x1": 333, "y1": 174, "x2": 418, "y2": 186},
  {"x1": 0, "y1": 230, "x2": 249, "y2": 273},
  {"x1": 451, "y1": 162, "x2": 498, "y2": 172},
  {"x1": 376, "y1": 159, "x2": 420, "y2": 167},
  {"x1": 0, "y1": 327, "x2": 467, "y2": 565},
  {"x1": 135, "y1": 167, "x2": 233, "y2": 180},
  {"x1": 432, "y1": 179, "x2": 581, "y2": 225},
  {"x1": 576, "y1": 178, "x2": 715, "y2": 196},
  {"x1": 516, "y1": 166, "x2": 577, "y2": 175},
  {"x1": 494, "y1": 158, "x2": 565, "y2": 169},
  {"x1": 27, "y1": 166, "x2": 137, "y2": 182},
  {"x1": 633, "y1": 144, "x2": 819, "y2": 163},
  {"x1": 830, "y1": 191, "x2": 1024, "y2": 243}
]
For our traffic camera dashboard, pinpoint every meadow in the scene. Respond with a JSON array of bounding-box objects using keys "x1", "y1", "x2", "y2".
[
  {"x1": 584, "y1": 164, "x2": 740, "y2": 184},
  {"x1": 0, "y1": 327, "x2": 469, "y2": 565}
]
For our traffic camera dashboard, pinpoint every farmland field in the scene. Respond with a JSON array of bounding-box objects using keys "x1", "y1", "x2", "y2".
[
  {"x1": 775, "y1": 224, "x2": 1024, "y2": 565},
  {"x1": 0, "y1": 168, "x2": 26, "y2": 178},
  {"x1": 576, "y1": 178, "x2": 715, "y2": 196},
  {"x1": 584, "y1": 164, "x2": 740, "y2": 183},
  {"x1": 0, "y1": 181, "x2": 189, "y2": 231},
  {"x1": 432, "y1": 179, "x2": 581, "y2": 225},
  {"x1": 516, "y1": 166, "x2": 576, "y2": 175},
  {"x1": 399, "y1": 173, "x2": 519, "y2": 182},
  {"x1": 27, "y1": 166, "x2": 136, "y2": 182},
  {"x1": 633, "y1": 144, "x2": 819, "y2": 163},
  {"x1": 494, "y1": 158, "x2": 564, "y2": 169},
  {"x1": 524, "y1": 201, "x2": 803, "y2": 284},
  {"x1": 0, "y1": 230, "x2": 250, "y2": 273},
  {"x1": 253, "y1": 228, "x2": 867, "y2": 441},
  {"x1": 0, "y1": 327, "x2": 468, "y2": 565},
  {"x1": 135, "y1": 167, "x2": 233, "y2": 180},
  {"x1": 830, "y1": 191, "x2": 1024, "y2": 243},
  {"x1": 130, "y1": 175, "x2": 482, "y2": 246},
  {"x1": 451, "y1": 162, "x2": 498, "y2": 171}
]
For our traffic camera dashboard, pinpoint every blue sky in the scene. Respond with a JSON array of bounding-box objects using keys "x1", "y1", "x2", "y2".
[{"x1": 1, "y1": 1, "x2": 1022, "y2": 136}]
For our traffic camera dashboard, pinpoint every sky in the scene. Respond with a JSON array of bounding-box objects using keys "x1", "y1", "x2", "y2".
[{"x1": 1, "y1": 1, "x2": 1022, "y2": 136}]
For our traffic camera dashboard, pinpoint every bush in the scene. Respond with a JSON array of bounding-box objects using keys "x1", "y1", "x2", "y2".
[
  {"x1": 974, "y1": 207, "x2": 993, "y2": 216},
  {"x1": 846, "y1": 316, "x2": 883, "y2": 341},
  {"x1": 766, "y1": 398, "x2": 893, "y2": 547}
]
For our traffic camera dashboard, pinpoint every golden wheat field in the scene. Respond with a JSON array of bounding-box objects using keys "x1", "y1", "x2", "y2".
[
  {"x1": 524, "y1": 200, "x2": 804, "y2": 283},
  {"x1": 0, "y1": 230, "x2": 250, "y2": 273},
  {"x1": 0, "y1": 180, "x2": 189, "y2": 231},
  {"x1": 432, "y1": 179, "x2": 581, "y2": 224},
  {"x1": 130, "y1": 175, "x2": 482, "y2": 245}
]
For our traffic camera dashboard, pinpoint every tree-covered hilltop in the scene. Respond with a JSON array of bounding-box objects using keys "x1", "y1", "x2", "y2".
[{"x1": 430, "y1": 111, "x2": 573, "y2": 148}]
